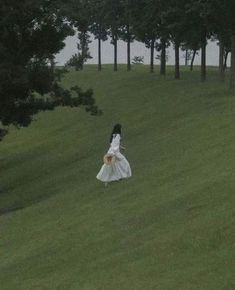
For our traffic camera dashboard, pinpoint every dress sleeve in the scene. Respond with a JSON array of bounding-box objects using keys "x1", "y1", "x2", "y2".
[{"x1": 108, "y1": 134, "x2": 120, "y2": 154}]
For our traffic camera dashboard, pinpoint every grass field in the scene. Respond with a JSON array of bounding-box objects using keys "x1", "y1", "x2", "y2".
[{"x1": 1, "y1": 65, "x2": 235, "y2": 290}]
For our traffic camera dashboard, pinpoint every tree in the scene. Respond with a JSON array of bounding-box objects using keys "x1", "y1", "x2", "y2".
[
  {"x1": 104, "y1": 0, "x2": 124, "y2": 71},
  {"x1": 164, "y1": 0, "x2": 187, "y2": 79},
  {"x1": 65, "y1": 0, "x2": 93, "y2": 71},
  {"x1": 119, "y1": 0, "x2": 135, "y2": 71},
  {"x1": 185, "y1": 1, "x2": 211, "y2": 82},
  {"x1": 155, "y1": 48, "x2": 169, "y2": 66},
  {"x1": 66, "y1": 51, "x2": 88, "y2": 71},
  {"x1": 156, "y1": 0, "x2": 171, "y2": 76},
  {"x1": 76, "y1": 31, "x2": 92, "y2": 70},
  {"x1": 157, "y1": 37, "x2": 170, "y2": 76},
  {"x1": 89, "y1": 0, "x2": 108, "y2": 71},
  {"x1": 180, "y1": 15, "x2": 201, "y2": 72},
  {"x1": 0, "y1": 0, "x2": 101, "y2": 141},
  {"x1": 220, "y1": 0, "x2": 235, "y2": 88},
  {"x1": 131, "y1": 0, "x2": 161, "y2": 73},
  {"x1": 205, "y1": 0, "x2": 233, "y2": 83},
  {"x1": 216, "y1": 33, "x2": 231, "y2": 81}
]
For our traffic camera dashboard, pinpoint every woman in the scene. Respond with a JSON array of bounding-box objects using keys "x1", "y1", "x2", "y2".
[{"x1": 96, "y1": 124, "x2": 132, "y2": 185}]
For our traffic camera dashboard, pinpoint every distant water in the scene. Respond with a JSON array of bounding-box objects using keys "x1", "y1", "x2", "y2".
[{"x1": 56, "y1": 34, "x2": 230, "y2": 67}]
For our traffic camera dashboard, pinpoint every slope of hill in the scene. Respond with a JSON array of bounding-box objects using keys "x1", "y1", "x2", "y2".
[{"x1": 1, "y1": 65, "x2": 235, "y2": 290}]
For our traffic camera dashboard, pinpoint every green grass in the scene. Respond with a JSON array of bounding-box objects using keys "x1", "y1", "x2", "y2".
[{"x1": 1, "y1": 65, "x2": 235, "y2": 290}]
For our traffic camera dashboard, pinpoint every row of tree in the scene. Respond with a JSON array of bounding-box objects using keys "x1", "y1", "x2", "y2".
[
  {"x1": 64, "y1": 0, "x2": 235, "y2": 87},
  {"x1": 1, "y1": 0, "x2": 235, "y2": 140}
]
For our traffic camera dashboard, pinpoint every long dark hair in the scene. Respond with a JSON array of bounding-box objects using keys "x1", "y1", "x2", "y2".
[{"x1": 109, "y1": 123, "x2": 122, "y2": 143}]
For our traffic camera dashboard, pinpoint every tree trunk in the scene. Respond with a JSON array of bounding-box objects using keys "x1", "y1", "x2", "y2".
[
  {"x1": 190, "y1": 49, "x2": 197, "y2": 71},
  {"x1": 150, "y1": 38, "x2": 155, "y2": 73},
  {"x1": 174, "y1": 41, "x2": 180, "y2": 79},
  {"x1": 98, "y1": 36, "x2": 102, "y2": 71},
  {"x1": 127, "y1": 24, "x2": 131, "y2": 71},
  {"x1": 185, "y1": 49, "x2": 188, "y2": 66},
  {"x1": 201, "y1": 33, "x2": 207, "y2": 82},
  {"x1": 230, "y1": 34, "x2": 235, "y2": 88},
  {"x1": 224, "y1": 51, "x2": 229, "y2": 71},
  {"x1": 114, "y1": 35, "x2": 118, "y2": 71},
  {"x1": 160, "y1": 38, "x2": 166, "y2": 75},
  {"x1": 49, "y1": 56, "x2": 55, "y2": 72},
  {"x1": 80, "y1": 31, "x2": 86, "y2": 71},
  {"x1": 219, "y1": 40, "x2": 225, "y2": 81}
]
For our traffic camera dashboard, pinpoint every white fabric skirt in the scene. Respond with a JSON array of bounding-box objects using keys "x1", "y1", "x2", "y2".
[{"x1": 96, "y1": 152, "x2": 132, "y2": 183}]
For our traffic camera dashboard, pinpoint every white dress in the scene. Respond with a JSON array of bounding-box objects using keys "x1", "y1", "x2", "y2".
[{"x1": 96, "y1": 134, "x2": 132, "y2": 183}]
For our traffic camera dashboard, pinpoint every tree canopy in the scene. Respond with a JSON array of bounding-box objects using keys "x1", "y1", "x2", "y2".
[
  {"x1": 1, "y1": 0, "x2": 235, "y2": 140},
  {"x1": 0, "y1": 0, "x2": 101, "y2": 140}
]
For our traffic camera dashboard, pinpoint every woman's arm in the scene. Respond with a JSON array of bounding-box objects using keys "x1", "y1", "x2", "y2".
[{"x1": 120, "y1": 144, "x2": 126, "y2": 150}]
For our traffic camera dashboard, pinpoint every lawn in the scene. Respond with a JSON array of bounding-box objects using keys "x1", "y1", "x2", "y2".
[{"x1": 1, "y1": 65, "x2": 235, "y2": 290}]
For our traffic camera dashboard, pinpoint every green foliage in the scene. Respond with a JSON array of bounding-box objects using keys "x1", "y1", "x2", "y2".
[
  {"x1": 89, "y1": 0, "x2": 108, "y2": 41},
  {"x1": 0, "y1": 128, "x2": 8, "y2": 141},
  {"x1": 132, "y1": 56, "x2": 144, "y2": 64},
  {"x1": 70, "y1": 86, "x2": 103, "y2": 115},
  {"x1": 118, "y1": 0, "x2": 135, "y2": 42},
  {"x1": 0, "y1": 0, "x2": 74, "y2": 128},
  {"x1": 76, "y1": 32, "x2": 93, "y2": 67},
  {"x1": 66, "y1": 53, "x2": 85, "y2": 71},
  {"x1": 63, "y1": 0, "x2": 93, "y2": 70},
  {"x1": 131, "y1": 0, "x2": 159, "y2": 46},
  {"x1": 104, "y1": 0, "x2": 124, "y2": 41},
  {"x1": 0, "y1": 0, "x2": 101, "y2": 141},
  {"x1": 65, "y1": 39, "x2": 93, "y2": 71}
]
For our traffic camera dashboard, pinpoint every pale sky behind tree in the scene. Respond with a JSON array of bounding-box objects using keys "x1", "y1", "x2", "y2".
[{"x1": 56, "y1": 34, "x2": 231, "y2": 67}]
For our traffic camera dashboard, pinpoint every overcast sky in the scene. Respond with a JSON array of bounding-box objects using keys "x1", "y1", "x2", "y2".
[{"x1": 55, "y1": 34, "x2": 231, "y2": 67}]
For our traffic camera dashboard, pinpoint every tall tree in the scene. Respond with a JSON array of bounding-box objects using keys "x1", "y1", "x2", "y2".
[
  {"x1": 89, "y1": 0, "x2": 108, "y2": 71},
  {"x1": 183, "y1": 0, "x2": 212, "y2": 81},
  {"x1": 156, "y1": 0, "x2": 171, "y2": 76},
  {"x1": 205, "y1": 0, "x2": 233, "y2": 84},
  {"x1": 119, "y1": 0, "x2": 135, "y2": 71},
  {"x1": 184, "y1": 0, "x2": 235, "y2": 87},
  {"x1": 164, "y1": 0, "x2": 188, "y2": 79},
  {"x1": 217, "y1": 32, "x2": 231, "y2": 81},
  {"x1": 104, "y1": 0, "x2": 124, "y2": 71},
  {"x1": 0, "y1": 0, "x2": 100, "y2": 140},
  {"x1": 180, "y1": 3, "x2": 201, "y2": 72},
  {"x1": 132, "y1": 0, "x2": 161, "y2": 73},
  {"x1": 64, "y1": 0, "x2": 92, "y2": 70}
]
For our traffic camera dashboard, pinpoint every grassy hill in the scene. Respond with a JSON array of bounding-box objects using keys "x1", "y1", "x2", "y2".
[{"x1": 1, "y1": 65, "x2": 235, "y2": 290}]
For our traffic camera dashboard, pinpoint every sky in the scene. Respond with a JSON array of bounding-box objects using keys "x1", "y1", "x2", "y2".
[{"x1": 55, "y1": 34, "x2": 231, "y2": 67}]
